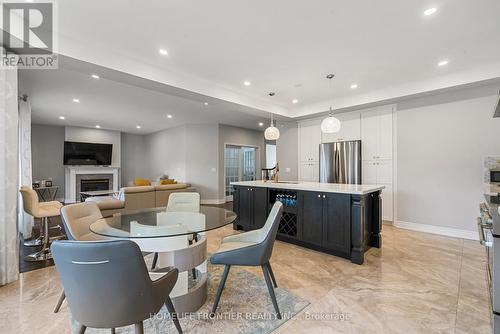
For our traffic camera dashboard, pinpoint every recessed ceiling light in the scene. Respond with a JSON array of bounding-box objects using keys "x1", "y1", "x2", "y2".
[
  {"x1": 258, "y1": 122, "x2": 264, "y2": 127},
  {"x1": 72, "y1": 98, "x2": 80, "y2": 103},
  {"x1": 167, "y1": 114, "x2": 173, "y2": 119},
  {"x1": 159, "y1": 49, "x2": 168, "y2": 56},
  {"x1": 136, "y1": 125, "x2": 141, "y2": 129},
  {"x1": 243, "y1": 81, "x2": 251, "y2": 86},
  {"x1": 91, "y1": 74, "x2": 100, "y2": 79},
  {"x1": 424, "y1": 7, "x2": 437, "y2": 16},
  {"x1": 438, "y1": 60, "x2": 449, "y2": 67},
  {"x1": 58, "y1": 116, "x2": 65, "y2": 120},
  {"x1": 204, "y1": 102, "x2": 209, "y2": 106},
  {"x1": 95, "y1": 125, "x2": 101, "y2": 129},
  {"x1": 292, "y1": 99, "x2": 299, "y2": 104},
  {"x1": 350, "y1": 83, "x2": 358, "y2": 89}
]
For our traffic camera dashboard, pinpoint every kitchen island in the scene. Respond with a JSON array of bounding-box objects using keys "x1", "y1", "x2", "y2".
[{"x1": 230, "y1": 181, "x2": 385, "y2": 264}]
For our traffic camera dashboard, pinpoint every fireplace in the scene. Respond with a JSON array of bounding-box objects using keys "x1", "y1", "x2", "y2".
[
  {"x1": 81, "y1": 179, "x2": 110, "y2": 192},
  {"x1": 65, "y1": 166, "x2": 120, "y2": 203}
]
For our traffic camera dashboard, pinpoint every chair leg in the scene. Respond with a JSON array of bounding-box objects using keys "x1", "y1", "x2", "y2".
[
  {"x1": 134, "y1": 322, "x2": 144, "y2": 334},
  {"x1": 53, "y1": 290, "x2": 65, "y2": 313},
  {"x1": 211, "y1": 265, "x2": 231, "y2": 314},
  {"x1": 76, "y1": 323, "x2": 86, "y2": 334},
  {"x1": 266, "y1": 262, "x2": 278, "y2": 288},
  {"x1": 151, "y1": 252, "x2": 158, "y2": 270},
  {"x1": 165, "y1": 297, "x2": 183, "y2": 334},
  {"x1": 262, "y1": 265, "x2": 282, "y2": 319}
]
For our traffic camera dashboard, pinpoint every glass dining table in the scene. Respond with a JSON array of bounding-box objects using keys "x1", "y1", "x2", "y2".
[{"x1": 89, "y1": 206, "x2": 237, "y2": 313}]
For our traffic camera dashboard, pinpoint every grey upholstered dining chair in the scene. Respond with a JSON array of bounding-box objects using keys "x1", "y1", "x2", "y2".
[
  {"x1": 53, "y1": 202, "x2": 107, "y2": 313},
  {"x1": 210, "y1": 201, "x2": 283, "y2": 318},
  {"x1": 51, "y1": 240, "x2": 182, "y2": 334}
]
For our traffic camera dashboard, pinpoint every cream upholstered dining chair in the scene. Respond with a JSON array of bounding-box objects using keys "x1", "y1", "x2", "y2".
[
  {"x1": 151, "y1": 192, "x2": 201, "y2": 270},
  {"x1": 19, "y1": 186, "x2": 63, "y2": 261},
  {"x1": 166, "y1": 192, "x2": 201, "y2": 212},
  {"x1": 53, "y1": 202, "x2": 108, "y2": 313}
]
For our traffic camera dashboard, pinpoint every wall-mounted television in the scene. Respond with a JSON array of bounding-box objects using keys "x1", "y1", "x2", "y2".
[{"x1": 64, "y1": 141, "x2": 113, "y2": 166}]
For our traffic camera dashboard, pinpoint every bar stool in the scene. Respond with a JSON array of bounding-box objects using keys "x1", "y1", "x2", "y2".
[{"x1": 20, "y1": 186, "x2": 63, "y2": 261}]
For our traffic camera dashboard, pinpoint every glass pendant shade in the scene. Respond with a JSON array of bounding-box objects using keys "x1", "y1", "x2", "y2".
[
  {"x1": 264, "y1": 125, "x2": 280, "y2": 140},
  {"x1": 321, "y1": 115, "x2": 341, "y2": 133}
]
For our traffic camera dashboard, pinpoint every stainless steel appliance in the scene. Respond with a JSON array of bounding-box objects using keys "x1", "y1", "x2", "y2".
[
  {"x1": 491, "y1": 169, "x2": 500, "y2": 183},
  {"x1": 319, "y1": 140, "x2": 362, "y2": 184},
  {"x1": 479, "y1": 186, "x2": 500, "y2": 332}
]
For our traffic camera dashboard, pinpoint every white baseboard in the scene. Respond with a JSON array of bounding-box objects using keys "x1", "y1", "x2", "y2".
[
  {"x1": 201, "y1": 199, "x2": 226, "y2": 205},
  {"x1": 394, "y1": 220, "x2": 478, "y2": 241}
]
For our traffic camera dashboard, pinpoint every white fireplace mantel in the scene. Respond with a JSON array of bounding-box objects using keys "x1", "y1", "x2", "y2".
[{"x1": 65, "y1": 166, "x2": 120, "y2": 203}]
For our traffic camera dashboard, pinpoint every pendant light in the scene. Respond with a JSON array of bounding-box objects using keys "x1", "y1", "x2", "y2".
[
  {"x1": 264, "y1": 92, "x2": 280, "y2": 140},
  {"x1": 320, "y1": 74, "x2": 341, "y2": 134}
]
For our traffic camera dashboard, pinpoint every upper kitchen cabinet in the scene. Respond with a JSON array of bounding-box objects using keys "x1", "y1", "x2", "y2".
[
  {"x1": 361, "y1": 106, "x2": 394, "y2": 161},
  {"x1": 298, "y1": 119, "x2": 321, "y2": 162},
  {"x1": 322, "y1": 111, "x2": 361, "y2": 143}
]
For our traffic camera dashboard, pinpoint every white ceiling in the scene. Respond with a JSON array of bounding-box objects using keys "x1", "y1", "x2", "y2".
[
  {"x1": 52, "y1": 0, "x2": 500, "y2": 117},
  {"x1": 19, "y1": 57, "x2": 291, "y2": 134}
]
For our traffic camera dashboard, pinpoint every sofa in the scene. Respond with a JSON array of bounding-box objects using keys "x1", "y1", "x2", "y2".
[{"x1": 86, "y1": 183, "x2": 196, "y2": 217}]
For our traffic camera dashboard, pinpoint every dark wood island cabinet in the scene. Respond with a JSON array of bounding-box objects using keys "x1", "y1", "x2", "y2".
[{"x1": 232, "y1": 182, "x2": 383, "y2": 265}]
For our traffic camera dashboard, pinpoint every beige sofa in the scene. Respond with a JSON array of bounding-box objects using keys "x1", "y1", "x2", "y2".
[{"x1": 86, "y1": 183, "x2": 196, "y2": 216}]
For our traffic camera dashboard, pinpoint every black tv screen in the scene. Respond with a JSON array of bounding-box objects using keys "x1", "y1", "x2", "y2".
[{"x1": 64, "y1": 141, "x2": 113, "y2": 166}]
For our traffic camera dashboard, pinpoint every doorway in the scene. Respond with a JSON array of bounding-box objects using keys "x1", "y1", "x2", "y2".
[{"x1": 224, "y1": 145, "x2": 257, "y2": 201}]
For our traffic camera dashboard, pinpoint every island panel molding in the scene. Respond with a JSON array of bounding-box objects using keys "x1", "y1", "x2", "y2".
[{"x1": 231, "y1": 181, "x2": 383, "y2": 264}]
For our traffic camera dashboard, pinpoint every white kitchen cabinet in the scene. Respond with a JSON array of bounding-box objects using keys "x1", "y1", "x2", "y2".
[
  {"x1": 376, "y1": 160, "x2": 393, "y2": 184},
  {"x1": 361, "y1": 107, "x2": 393, "y2": 161},
  {"x1": 362, "y1": 161, "x2": 378, "y2": 184},
  {"x1": 322, "y1": 111, "x2": 361, "y2": 143},
  {"x1": 300, "y1": 162, "x2": 319, "y2": 182},
  {"x1": 299, "y1": 120, "x2": 321, "y2": 162},
  {"x1": 380, "y1": 184, "x2": 393, "y2": 221}
]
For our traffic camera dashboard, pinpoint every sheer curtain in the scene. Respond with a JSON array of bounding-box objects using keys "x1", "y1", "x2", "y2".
[
  {"x1": 18, "y1": 98, "x2": 33, "y2": 238},
  {"x1": 0, "y1": 64, "x2": 20, "y2": 285}
]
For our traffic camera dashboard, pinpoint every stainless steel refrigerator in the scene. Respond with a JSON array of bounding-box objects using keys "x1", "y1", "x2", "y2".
[{"x1": 319, "y1": 140, "x2": 362, "y2": 184}]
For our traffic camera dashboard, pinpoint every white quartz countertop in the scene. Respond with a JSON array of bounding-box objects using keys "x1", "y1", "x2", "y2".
[{"x1": 230, "y1": 181, "x2": 385, "y2": 195}]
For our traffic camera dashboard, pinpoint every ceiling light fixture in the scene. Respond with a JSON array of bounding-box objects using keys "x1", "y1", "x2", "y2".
[
  {"x1": 258, "y1": 122, "x2": 264, "y2": 127},
  {"x1": 243, "y1": 81, "x2": 251, "y2": 86},
  {"x1": 204, "y1": 102, "x2": 209, "y2": 106},
  {"x1": 95, "y1": 125, "x2": 101, "y2": 129},
  {"x1": 91, "y1": 74, "x2": 100, "y2": 79},
  {"x1": 159, "y1": 49, "x2": 168, "y2": 56},
  {"x1": 167, "y1": 114, "x2": 173, "y2": 119},
  {"x1": 58, "y1": 116, "x2": 65, "y2": 120},
  {"x1": 292, "y1": 99, "x2": 299, "y2": 104},
  {"x1": 72, "y1": 98, "x2": 80, "y2": 103},
  {"x1": 438, "y1": 60, "x2": 449, "y2": 67},
  {"x1": 350, "y1": 83, "x2": 358, "y2": 89},
  {"x1": 136, "y1": 125, "x2": 141, "y2": 129},
  {"x1": 321, "y1": 74, "x2": 341, "y2": 134},
  {"x1": 264, "y1": 92, "x2": 280, "y2": 140},
  {"x1": 424, "y1": 7, "x2": 437, "y2": 16}
]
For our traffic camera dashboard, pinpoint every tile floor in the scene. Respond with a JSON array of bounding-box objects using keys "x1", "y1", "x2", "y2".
[{"x1": 0, "y1": 224, "x2": 492, "y2": 333}]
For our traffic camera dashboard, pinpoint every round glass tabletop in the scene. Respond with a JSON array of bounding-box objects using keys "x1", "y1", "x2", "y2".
[{"x1": 90, "y1": 206, "x2": 237, "y2": 238}]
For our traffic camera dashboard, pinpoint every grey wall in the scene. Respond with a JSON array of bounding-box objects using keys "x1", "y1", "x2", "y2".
[
  {"x1": 121, "y1": 133, "x2": 147, "y2": 186},
  {"x1": 218, "y1": 124, "x2": 265, "y2": 200},
  {"x1": 31, "y1": 124, "x2": 65, "y2": 200},
  {"x1": 185, "y1": 124, "x2": 219, "y2": 201},
  {"x1": 276, "y1": 122, "x2": 299, "y2": 181},
  {"x1": 144, "y1": 125, "x2": 187, "y2": 182},
  {"x1": 396, "y1": 84, "x2": 500, "y2": 232}
]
